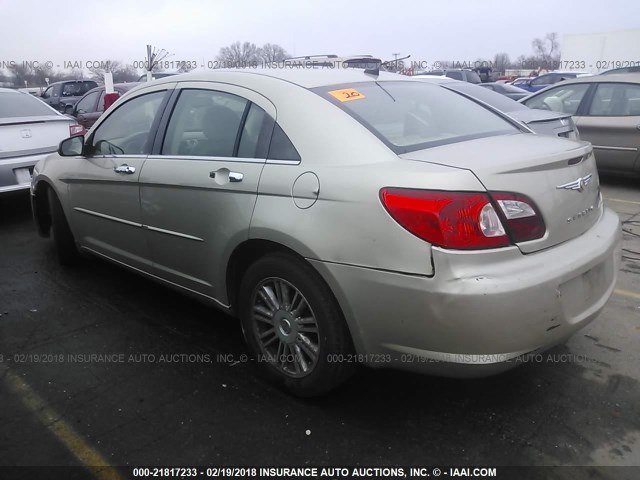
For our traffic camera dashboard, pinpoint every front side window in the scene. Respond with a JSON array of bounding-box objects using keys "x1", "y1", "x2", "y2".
[
  {"x1": 524, "y1": 84, "x2": 590, "y2": 114},
  {"x1": 92, "y1": 91, "x2": 165, "y2": 155},
  {"x1": 530, "y1": 74, "x2": 552, "y2": 86},
  {"x1": 588, "y1": 83, "x2": 640, "y2": 116},
  {"x1": 75, "y1": 91, "x2": 99, "y2": 113},
  {"x1": 42, "y1": 86, "x2": 53, "y2": 99},
  {"x1": 162, "y1": 89, "x2": 247, "y2": 157},
  {"x1": 313, "y1": 81, "x2": 518, "y2": 154}
]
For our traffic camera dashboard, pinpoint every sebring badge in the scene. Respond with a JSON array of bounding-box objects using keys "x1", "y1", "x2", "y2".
[{"x1": 556, "y1": 173, "x2": 593, "y2": 192}]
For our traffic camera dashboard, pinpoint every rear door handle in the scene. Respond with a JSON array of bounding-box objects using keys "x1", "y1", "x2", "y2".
[
  {"x1": 114, "y1": 164, "x2": 136, "y2": 174},
  {"x1": 209, "y1": 169, "x2": 243, "y2": 182}
]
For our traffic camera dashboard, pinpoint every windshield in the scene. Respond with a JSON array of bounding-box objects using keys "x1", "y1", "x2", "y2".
[
  {"x1": 445, "y1": 82, "x2": 528, "y2": 112},
  {"x1": 0, "y1": 91, "x2": 58, "y2": 118},
  {"x1": 312, "y1": 81, "x2": 519, "y2": 154}
]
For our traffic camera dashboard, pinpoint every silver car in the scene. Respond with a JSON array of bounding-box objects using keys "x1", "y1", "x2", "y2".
[
  {"x1": 414, "y1": 75, "x2": 579, "y2": 139},
  {"x1": 31, "y1": 70, "x2": 621, "y2": 396},
  {"x1": 1, "y1": 88, "x2": 83, "y2": 195}
]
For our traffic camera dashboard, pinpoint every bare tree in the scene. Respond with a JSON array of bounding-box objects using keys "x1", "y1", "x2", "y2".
[
  {"x1": 88, "y1": 60, "x2": 122, "y2": 81},
  {"x1": 8, "y1": 63, "x2": 35, "y2": 87},
  {"x1": 177, "y1": 63, "x2": 192, "y2": 73},
  {"x1": 493, "y1": 52, "x2": 511, "y2": 74},
  {"x1": 216, "y1": 41, "x2": 260, "y2": 67},
  {"x1": 258, "y1": 43, "x2": 289, "y2": 64},
  {"x1": 532, "y1": 32, "x2": 560, "y2": 68}
]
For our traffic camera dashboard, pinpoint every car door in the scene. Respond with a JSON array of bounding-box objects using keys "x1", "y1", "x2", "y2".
[
  {"x1": 42, "y1": 84, "x2": 62, "y2": 109},
  {"x1": 139, "y1": 83, "x2": 276, "y2": 301},
  {"x1": 67, "y1": 83, "x2": 175, "y2": 270},
  {"x1": 575, "y1": 82, "x2": 640, "y2": 173}
]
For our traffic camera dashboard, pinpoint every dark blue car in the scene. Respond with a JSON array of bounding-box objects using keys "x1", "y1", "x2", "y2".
[{"x1": 517, "y1": 71, "x2": 590, "y2": 92}]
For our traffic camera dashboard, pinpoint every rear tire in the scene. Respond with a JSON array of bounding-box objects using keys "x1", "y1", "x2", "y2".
[
  {"x1": 238, "y1": 252, "x2": 355, "y2": 397},
  {"x1": 47, "y1": 188, "x2": 79, "y2": 265}
]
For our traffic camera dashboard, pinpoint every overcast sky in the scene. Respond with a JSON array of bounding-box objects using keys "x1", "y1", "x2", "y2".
[{"x1": 1, "y1": 0, "x2": 639, "y2": 70}]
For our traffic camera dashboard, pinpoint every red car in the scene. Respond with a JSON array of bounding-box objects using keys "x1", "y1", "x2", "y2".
[{"x1": 71, "y1": 83, "x2": 140, "y2": 129}]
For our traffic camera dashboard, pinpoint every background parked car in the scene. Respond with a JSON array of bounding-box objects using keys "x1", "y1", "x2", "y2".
[
  {"x1": 479, "y1": 82, "x2": 531, "y2": 100},
  {"x1": 137, "y1": 72, "x2": 177, "y2": 82},
  {"x1": 414, "y1": 75, "x2": 579, "y2": 139},
  {"x1": 520, "y1": 73, "x2": 640, "y2": 176},
  {"x1": 600, "y1": 66, "x2": 640, "y2": 75},
  {"x1": 0, "y1": 88, "x2": 82, "y2": 194},
  {"x1": 416, "y1": 69, "x2": 482, "y2": 83},
  {"x1": 72, "y1": 83, "x2": 140, "y2": 129},
  {"x1": 516, "y1": 71, "x2": 591, "y2": 92},
  {"x1": 40, "y1": 80, "x2": 98, "y2": 113}
]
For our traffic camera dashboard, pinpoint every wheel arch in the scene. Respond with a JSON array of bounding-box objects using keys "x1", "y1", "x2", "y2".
[{"x1": 225, "y1": 238, "x2": 360, "y2": 353}]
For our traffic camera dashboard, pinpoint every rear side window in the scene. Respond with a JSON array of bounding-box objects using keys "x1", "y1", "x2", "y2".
[
  {"x1": 588, "y1": 83, "x2": 640, "y2": 116},
  {"x1": 237, "y1": 103, "x2": 271, "y2": 158},
  {"x1": 268, "y1": 124, "x2": 300, "y2": 161},
  {"x1": 446, "y1": 71, "x2": 463, "y2": 80},
  {"x1": 0, "y1": 92, "x2": 57, "y2": 118},
  {"x1": 162, "y1": 89, "x2": 247, "y2": 157},
  {"x1": 313, "y1": 81, "x2": 518, "y2": 154}
]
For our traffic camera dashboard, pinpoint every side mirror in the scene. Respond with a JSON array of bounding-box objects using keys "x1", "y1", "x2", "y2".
[{"x1": 58, "y1": 135, "x2": 85, "y2": 156}]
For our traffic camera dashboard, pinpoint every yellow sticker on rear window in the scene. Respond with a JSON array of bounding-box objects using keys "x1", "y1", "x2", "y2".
[{"x1": 328, "y1": 88, "x2": 366, "y2": 102}]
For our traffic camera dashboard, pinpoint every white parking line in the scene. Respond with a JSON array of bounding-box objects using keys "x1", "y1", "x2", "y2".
[
  {"x1": 604, "y1": 197, "x2": 640, "y2": 206},
  {"x1": 614, "y1": 289, "x2": 640, "y2": 301}
]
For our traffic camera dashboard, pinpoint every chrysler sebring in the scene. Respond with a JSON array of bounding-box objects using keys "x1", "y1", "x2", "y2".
[{"x1": 30, "y1": 69, "x2": 621, "y2": 396}]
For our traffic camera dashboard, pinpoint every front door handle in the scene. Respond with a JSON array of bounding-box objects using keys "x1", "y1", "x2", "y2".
[
  {"x1": 114, "y1": 164, "x2": 136, "y2": 174},
  {"x1": 229, "y1": 172, "x2": 243, "y2": 182}
]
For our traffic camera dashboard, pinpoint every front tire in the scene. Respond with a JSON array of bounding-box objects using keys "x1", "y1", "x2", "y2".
[
  {"x1": 47, "y1": 188, "x2": 79, "y2": 265},
  {"x1": 238, "y1": 253, "x2": 355, "y2": 397}
]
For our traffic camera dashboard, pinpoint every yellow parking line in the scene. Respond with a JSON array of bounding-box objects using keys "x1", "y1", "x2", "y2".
[
  {"x1": 614, "y1": 288, "x2": 640, "y2": 301},
  {"x1": 603, "y1": 197, "x2": 640, "y2": 206},
  {"x1": 3, "y1": 369, "x2": 123, "y2": 480}
]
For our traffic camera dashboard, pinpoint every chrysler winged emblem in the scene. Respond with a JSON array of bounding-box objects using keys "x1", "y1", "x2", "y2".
[
  {"x1": 20, "y1": 129, "x2": 32, "y2": 138},
  {"x1": 556, "y1": 173, "x2": 593, "y2": 192}
]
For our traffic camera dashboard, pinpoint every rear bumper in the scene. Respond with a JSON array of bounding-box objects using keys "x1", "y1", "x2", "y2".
[
  {"x1": 310, "y1": 207, "x2": 621, "y2": 377},
  {"x1": 0, "y1": 152, "x2": 54, "y2": 194}
]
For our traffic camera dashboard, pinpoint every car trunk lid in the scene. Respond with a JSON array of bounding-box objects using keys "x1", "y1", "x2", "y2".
[
  {"x1": 0, "y1": 115, "x2": 72, "y2": 158},
  {"x1": 400, "y1": 133, "x2": 601, "y2": 253}
]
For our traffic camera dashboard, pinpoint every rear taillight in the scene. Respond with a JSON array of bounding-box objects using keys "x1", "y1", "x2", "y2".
[
  {"x1": 380, "y1": 188, "x2": 545, "y2": 250},
  {"x1": 69, "y1": 124, "x2": 85, "y2": 136},
  {"x1": 491, "y1": 192, "x2": 546, "y2": 243}
]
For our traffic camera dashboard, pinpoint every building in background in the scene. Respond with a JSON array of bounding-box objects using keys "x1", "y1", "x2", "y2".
[{"x1": 561, "y1": 29, "x2": 640, "y2": 74}]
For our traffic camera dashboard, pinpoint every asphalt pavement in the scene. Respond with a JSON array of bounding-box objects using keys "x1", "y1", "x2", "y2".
[{"x1": 0, "y1": 175, "x2": 639, "y2": 479}]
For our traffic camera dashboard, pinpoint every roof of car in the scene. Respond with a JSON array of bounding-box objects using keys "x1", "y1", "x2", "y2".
[
  {"x1": 0, "y1": 87, "x2": 22, "y2": 94},
  {"x1": 147, "y1": 68, "x2": 415, "y2": 89},
  {"x1": 544, "y1": 73, "x2": 640, "y2": 85},
  {"x1": 84, "y1": 82, "x2": 140, "y2": 95},
  {"x1": 47, "y1": 79, "x2": 98, "y2": 86}
]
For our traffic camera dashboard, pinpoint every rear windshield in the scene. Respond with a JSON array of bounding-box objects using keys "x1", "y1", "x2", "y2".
[
  {"x1": 445, "y1": 82, "x2": 527, "y2": 112},
  {"x1": 0, "y1": 91, "x2": 57, "y2": 118},
  {"x1": 312, "y1": 81, "x2": 519, "y2": 153}
]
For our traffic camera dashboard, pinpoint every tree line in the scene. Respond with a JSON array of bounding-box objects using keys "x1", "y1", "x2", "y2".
[{"x1": 0, "y1": 34, "x2": 560, "y2": 88}]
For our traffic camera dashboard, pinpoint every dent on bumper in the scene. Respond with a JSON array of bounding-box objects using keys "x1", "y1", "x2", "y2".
[{"x1": 309, "y1": 208, "x2": 621, "y2": 377}]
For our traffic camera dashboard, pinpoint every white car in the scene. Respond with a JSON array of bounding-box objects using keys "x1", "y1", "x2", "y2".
[{"x1": 0, "y1": 88, "x2": 83, "y2": 194}]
